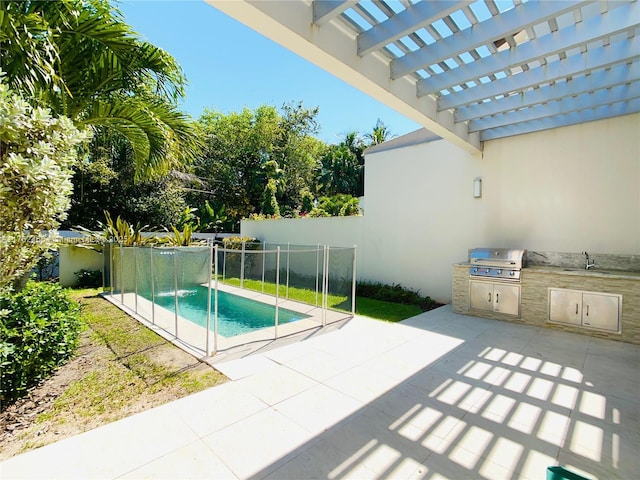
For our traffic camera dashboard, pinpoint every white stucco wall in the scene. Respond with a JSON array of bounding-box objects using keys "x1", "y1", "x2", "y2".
[
  {"x1": 241, "y1": 113, "x2": 639, "y2": 304},
  {"x1": 59, "y1": 245, "x2": 103, "y2": 287},
  {"x1": 363, "y1": 113, "x2": 640, "y2": 302},
  {"x1": 240, "y1": 216, "x2": 365, "y2": 277},
  {"x1": 481, "y1": 113, "x2": 640, "y2": 253}
]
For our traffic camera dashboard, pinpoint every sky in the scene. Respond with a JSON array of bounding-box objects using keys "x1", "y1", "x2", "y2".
[{"x1": 118, "y1": 0, "x2": 422, "y2": 144}]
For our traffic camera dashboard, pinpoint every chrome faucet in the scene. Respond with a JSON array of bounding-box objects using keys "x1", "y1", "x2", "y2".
[{"x1": 583, "y1": 251, "x2": 596, "y2": 270}]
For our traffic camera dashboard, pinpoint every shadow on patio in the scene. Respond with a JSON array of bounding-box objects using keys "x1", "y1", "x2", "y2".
[{"x1": 233, "y1": 309, "x2": 638, "y2": 479}]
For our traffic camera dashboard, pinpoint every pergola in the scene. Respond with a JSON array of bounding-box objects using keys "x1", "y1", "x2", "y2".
[{"x1": 207, "y1": 0, "x2": 639, "y2": 153}]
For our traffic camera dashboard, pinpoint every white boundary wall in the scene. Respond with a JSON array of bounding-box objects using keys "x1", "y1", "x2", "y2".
[
  {"x1": 242, "y1": 113, "x2": 640, "y2": 303},
  {"x1": 240, "y1": 216, "x2": 365, "y2": 278},
  {"x1": 59, "y1": 245, "x2": 103, "y2": 287}
]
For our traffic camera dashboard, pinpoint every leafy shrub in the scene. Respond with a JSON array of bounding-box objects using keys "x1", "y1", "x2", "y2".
[
  {"x1": 308, "y1": 194, "x2": 360, "y2": 217},
  {"x1": 0, "y1": 76, "x2": 89, "y2": 290},
  {"x1": 75, "y1": 269, "x2": 103, "y2": 288},
  {"x1": 356, "y1": 281, "x2": 439, "y2": 311},
  {"x1": 221, "y1": 236, "x2": 259, "y2": 250},
  {"x1": 0, "y1": 281, "x2": 82, "y2": 406}
]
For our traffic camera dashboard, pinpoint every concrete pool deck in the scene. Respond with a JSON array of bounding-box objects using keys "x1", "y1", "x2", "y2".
[
  {"x1": 1, "y1": 305, "x2": 638, "y2": 479},
  {"x1": 102, "y1": 283, "x2": 352, "y2": 360}
]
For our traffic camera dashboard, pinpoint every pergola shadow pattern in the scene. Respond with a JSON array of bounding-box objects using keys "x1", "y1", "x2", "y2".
[{"x1": 244, "y1": 311, "x2": 638, "y2": 479}]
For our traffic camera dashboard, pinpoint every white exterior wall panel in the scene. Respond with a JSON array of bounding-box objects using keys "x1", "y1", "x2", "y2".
[{"x1": 242, "y1": 113, "x2": 640, "y2": 304}]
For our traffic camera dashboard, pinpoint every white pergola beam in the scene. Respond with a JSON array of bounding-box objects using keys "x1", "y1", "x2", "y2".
[
  {"x1": 357, "y1": 1, "x2": 471, "y2": 57},
  {"x1": 205, "y1": 0, "x2": 481, "y2": 153},
  {"x1": 439, "y1": 36, "x2": 640, "y2": 110},
  {"x1": 456, "y1": 61, "x2": 640, "y2": 121},
  {"x1": 468, "y1": 81, "x2": 640, "y2": 132},
  {"x1": 391, "y1": 0, "x2": 586, "y2": 80},
  {"x1": 313, "y1": 1, "x2": 357, "y2": 25},
  {"x1": 417, "y1": 1, "x2": 638, "y2": 96},
  {"x1": 480, "y1": 98, "x2": 640, "y2": 141}
]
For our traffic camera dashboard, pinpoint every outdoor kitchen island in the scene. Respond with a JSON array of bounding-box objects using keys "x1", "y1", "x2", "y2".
[{"x1": 452, "y1": 257, "x2": 640, "y2": 345}]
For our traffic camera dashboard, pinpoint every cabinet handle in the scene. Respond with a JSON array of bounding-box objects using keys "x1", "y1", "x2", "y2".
[
  {"x1": 576, "y1": 304, "x2": 579, "y2": 315},
  {"x1": 586, "y1": 304, "x2": 589, "y2": 316},
  {"x1": 496, "y1": 293, "x2": 499, "y2": 304},
  {"x1": 488, "y1": 292, "x2": 491, "y2": 302}
]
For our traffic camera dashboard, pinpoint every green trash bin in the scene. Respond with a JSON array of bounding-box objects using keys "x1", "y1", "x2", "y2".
[{"x1": 546, "y1": 466, "x2": 592, "y2": 480}]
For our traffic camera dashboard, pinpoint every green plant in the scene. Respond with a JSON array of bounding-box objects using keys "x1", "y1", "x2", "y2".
[
  {"x1": 165, "y1": 224, "x2": 204, "y2": 247},
  {"x1": 199, "y1": 201, "x2": 227, "y2": 233},
  {"x1": 309, "y1": 194, "x2": 360, "y2": 217},
  {"x1": 221, "y1": 236, "x2": 259, "y2": 250},
  {"x1": 76, "y1": 211, "x2": 155, "y2": 247},
  {"x1": 0, "y1": 73, "x2": 89, "y2": 290},
  {"x1": 356, "y1": 281, "x2": 439, "y2": 311},
  {"x1": 0, "y1": 281, "x2": 82, "y2": 406},
  {"x1": 74, "y1": 269, "x2": 102, "y2": 288}
]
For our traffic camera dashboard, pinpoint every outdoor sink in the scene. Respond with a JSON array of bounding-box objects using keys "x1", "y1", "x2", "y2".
[{"x1": 560, "y1": 268, "x2": 640, "y2": 278}]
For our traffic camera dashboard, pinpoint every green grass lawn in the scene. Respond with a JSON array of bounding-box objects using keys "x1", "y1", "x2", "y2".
[{"x1": 221, "y1": 277, "x2": 424, "y2": 322}]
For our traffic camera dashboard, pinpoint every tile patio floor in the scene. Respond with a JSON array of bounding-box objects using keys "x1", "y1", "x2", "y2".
[{"x1": 1, "y1": 306, "x2": 638, "y2": 479}]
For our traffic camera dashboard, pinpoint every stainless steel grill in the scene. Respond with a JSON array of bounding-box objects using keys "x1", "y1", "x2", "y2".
[{"x1": 469, "y1": 248, "x2": 527, "y2": 282}]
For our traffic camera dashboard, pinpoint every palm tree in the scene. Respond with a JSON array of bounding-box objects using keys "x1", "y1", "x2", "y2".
[
  {"x1": 365, "y1": 119, "x2": 393, "y2": 146},
  {"x1": 0, "y1": 0, "x2": 200, "y2": 179}
]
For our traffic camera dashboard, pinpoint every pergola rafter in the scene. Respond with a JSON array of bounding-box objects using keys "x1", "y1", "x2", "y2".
[{"x1": 207, "y1": 0, "x2": 640, "y2": 148}]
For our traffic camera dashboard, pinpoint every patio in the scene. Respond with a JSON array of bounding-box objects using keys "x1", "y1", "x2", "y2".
[{"x1": 1, "y1": 305, "x2": 637, "y2": 479}]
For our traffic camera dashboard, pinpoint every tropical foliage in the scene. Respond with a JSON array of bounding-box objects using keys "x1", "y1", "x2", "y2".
[
  {"x1": 63, "y1": 131, "x2": 189, "y2": 230},
  {"x1": 0, "y1": 76, "x2": 89, "y2": 290},
  {"x1": 318, "y1": 133, "x2": 365, "y2": 197},
  {"x1": 0, "y1": 281, "x2": 82, "y2": 405},
  {"x1": 0, "y1": 0, "x2": 201, "y2": 180},
  {"x1": 191, "y1": 103, "x2": 324, "y2": 228},
  {"x1": 308, "y1": 194, "x2": 361, "y2": 217}
]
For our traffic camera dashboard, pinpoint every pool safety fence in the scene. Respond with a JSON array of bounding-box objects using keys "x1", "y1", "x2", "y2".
[{"x1": 105, "y1": 241, "x2": 356, "y2": 356}]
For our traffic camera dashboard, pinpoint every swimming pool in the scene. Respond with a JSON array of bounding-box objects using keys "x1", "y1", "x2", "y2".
[{"x1": 145, "y1": 286, "x2": 309, "y2": 337}]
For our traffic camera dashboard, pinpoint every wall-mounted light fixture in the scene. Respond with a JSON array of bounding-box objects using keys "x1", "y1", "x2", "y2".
[{"x1": 473, "y1": 178, "x2": 482, "y2": 198}]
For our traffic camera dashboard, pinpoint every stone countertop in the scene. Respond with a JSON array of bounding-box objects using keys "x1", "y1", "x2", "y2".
[
  {"x1": 524, "y1": 265, "x2": 640, "y2": 280},
  {"x1": 454, "y1": 262, "x2": 640, "y2": 280}
]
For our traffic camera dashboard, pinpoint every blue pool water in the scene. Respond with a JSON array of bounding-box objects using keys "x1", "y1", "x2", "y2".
[{"x1": 146, "y1": 286, "x2": 309, "y2": 337}]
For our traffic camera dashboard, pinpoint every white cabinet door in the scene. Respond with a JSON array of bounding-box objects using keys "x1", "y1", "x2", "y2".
[
  {"x1": 470, "y1": 281, "x2": 494, "y2": 312},
  {"x1": 493, "y1": 284, "x2": 520, "y2": 316},
  {"x1": 582, "y1": 293, "x2": 620, "y2": 332},
  {"x1": 549, "y1": 289, "x2": 583, "y2": 325}
]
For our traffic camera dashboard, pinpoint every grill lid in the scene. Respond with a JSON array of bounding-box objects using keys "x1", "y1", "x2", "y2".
[{"x1": 469, "y1": 248, "x2": 526, "y2": 269}]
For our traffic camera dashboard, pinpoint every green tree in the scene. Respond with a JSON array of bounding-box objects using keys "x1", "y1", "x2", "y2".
[
  {"x1": 1, "y1": 0, "x2": 200, "y2": 180},
  {"x1": 0, "y1": 76, "x2": 89, "y2": 289},
  {"x1": 318, "y1": 131, "x2": 365, "y2": 197},
  {"x1": 63, "y1": 131, "x2": 189, "y2": 230},
  {"x1": 194, "y1": 103, "x2": 323, "y2": 228}
]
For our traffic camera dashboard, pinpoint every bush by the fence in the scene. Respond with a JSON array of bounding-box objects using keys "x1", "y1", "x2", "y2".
[
  {"x1": 0, "y1": 281, "x2": 82, "y2": 407},
  {"x1": 75, "y1": 269, "x2": 102, "y2": 288},
  {"x1": 356, "y1": 281, "x2": 439, "y2": 311}
]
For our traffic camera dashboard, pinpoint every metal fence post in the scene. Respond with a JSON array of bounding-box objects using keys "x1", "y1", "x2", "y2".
[
  {"x1": 275, "y1": 246, "x2": 280, "y2": 339},
  {"x1": 240, "y1": 240, "x2": 246, "y2": 289},
  {"x1": 119, "y1": 242, "x2": 124, "y2": 305},
  {"x1": 206, "y1": 241, "x2": 213, "y2": 356},
  {"x1": 315, "y1": 243, "x2": 320, "y2": 307},
  {"x1": 109, "y1": 241, "x2": 114, "y2": 296},
  {"x1": 261, "y1": 241, "x2": 266, "y2": 294},
  {"x1": 134, "y1": 247, "x2": 138, "y2": 314},
  {"x1": 322, "y1": 245, "x2": 327, "y2": 326},
  {"x1": 214, "y1": 244, "x2": 219, "y2": 355},
  {"x1": 173, "y1": 247, "x2": 179, "y2": 338},
  {"x1": 286, "y1": 242, "x2": 290, "y2": 299},
  {"x1": 150, "y1": 247, "x2": 155, "y2": 325},
  {"x1": 351, "y1": 245, "x2": 357, "y2": 315}
]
